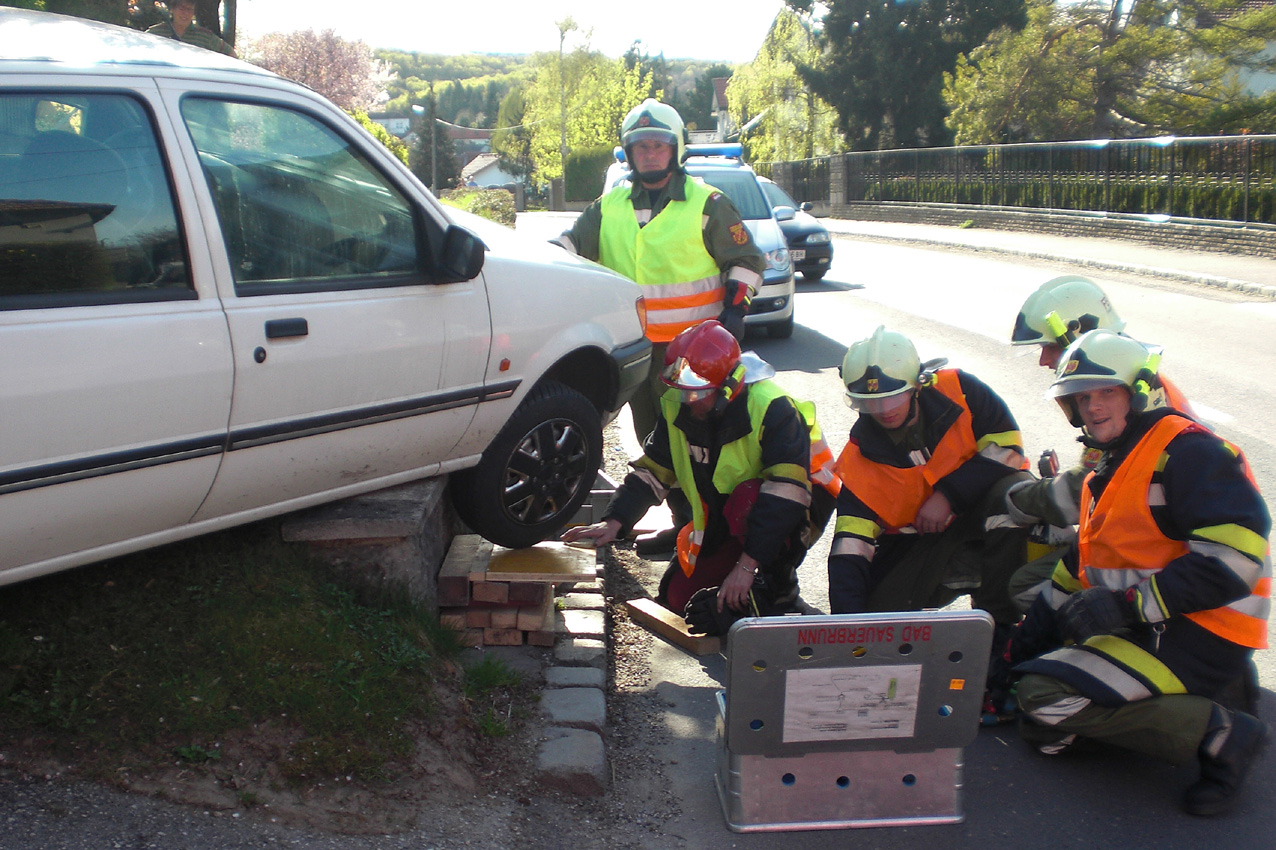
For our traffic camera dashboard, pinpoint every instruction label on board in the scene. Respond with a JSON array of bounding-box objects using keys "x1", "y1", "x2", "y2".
[{"x1": 782, "y1": 664, "x2": 922, "y2": 743}]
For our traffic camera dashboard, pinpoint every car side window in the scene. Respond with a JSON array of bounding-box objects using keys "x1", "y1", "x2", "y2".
[
  {"x1": 181, "y1": 98, "x2": 419, "y2": 294},
  {"x1": 0, "y1": 92, "x2": 190, "y2": 309}
]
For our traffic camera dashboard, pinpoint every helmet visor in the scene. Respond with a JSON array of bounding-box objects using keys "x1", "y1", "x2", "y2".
[
  {"x1": 662, "y1": 355, "x2": 717, "y2": 395},
  {"x1": 844, "y1": 387, "x2": 914, "y2": 414},
  {"x1": 1047, "y1": 376, "x2": 1126, "y2": 399}
]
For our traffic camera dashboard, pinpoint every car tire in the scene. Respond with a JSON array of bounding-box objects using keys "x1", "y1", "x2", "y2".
[
  {"x1": 767, "y1": 312, "x2": 795, "y2": 339},
  {"x1": 450, "y1": 381, "x2": 602, "y2": 549},
  {"x1": 802, "y1": 270, "x2": 826, "y2": 282}
]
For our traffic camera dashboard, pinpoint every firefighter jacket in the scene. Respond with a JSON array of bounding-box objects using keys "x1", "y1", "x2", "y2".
[
  {"x1": 604, "y1": 377, "x2": 837, "y2": 580},
  {"x1": 1077, "y1": 411, "x2": 1270, "y2": 649},
  {"x1": 828, "y1": 369, "x2": 1026, "y2": 609},
  {"x1": 553, "y1": 172, "x2": 764, "y2": 343},
  {"x1": 1013, "y1": 408, "x2": 1270, "y2": 706}
]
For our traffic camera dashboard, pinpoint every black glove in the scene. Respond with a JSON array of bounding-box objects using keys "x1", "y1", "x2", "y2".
[
  {"x1": 717, "y1": 303, "x2": 747, "y2": 343},
  {"x1": 684, "y1": 587, "x2": 743, "y2": 637},
  {"x1": 1057, "y1": 586, "x2": 1137, "y2": 645}
]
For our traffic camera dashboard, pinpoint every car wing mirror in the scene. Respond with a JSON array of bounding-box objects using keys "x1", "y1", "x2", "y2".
[
  {"x1": 773, "y1": 205, "x2": 796, "y2": 222},
  {"x1": 438, "y1": 223, "x2": 486, "y2": 282}
]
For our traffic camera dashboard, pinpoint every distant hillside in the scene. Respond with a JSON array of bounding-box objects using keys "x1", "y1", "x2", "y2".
[{"x1": 375, "y1": 49, "x2": 734, "y2": 131}]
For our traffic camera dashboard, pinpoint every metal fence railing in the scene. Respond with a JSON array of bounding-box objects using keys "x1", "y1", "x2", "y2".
[{"x1": 764, "y1": 135, "x2": 1276, "y2": 226}]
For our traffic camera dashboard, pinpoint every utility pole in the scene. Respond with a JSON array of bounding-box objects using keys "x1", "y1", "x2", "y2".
[
  {"x1": 556, "y1": 17, "x2": 576, "y2": 187},
  {"x1": 429, "y1": 80, "x2": 438, "y2": 191}
]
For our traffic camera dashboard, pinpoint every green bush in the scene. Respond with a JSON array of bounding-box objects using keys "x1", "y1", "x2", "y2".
[
  {"x1": 565, "y1": 145, "x2": 617, "y2": 202},
  {"x1": 440, "y1": 187, "x2": 517, "y2": 226},
  {"x1": 346, "y1": 109, "x2": 410, "y2": 166}
]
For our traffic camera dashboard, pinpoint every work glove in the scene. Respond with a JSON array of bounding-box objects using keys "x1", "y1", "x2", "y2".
[
  {"x1": 684, "y1": 587, "x2": 743, "y2": 637},
  {"x1": 717, "y1": 303, "x2": 747, "y2": 343},
  {"x1": 1057, "y1": 586, "x2": 1137, "y2": 645}
]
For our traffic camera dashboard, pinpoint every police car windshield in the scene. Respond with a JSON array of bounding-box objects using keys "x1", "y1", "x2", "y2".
[{"x1": 685, "y1": 167, "x2": 771, "y2": 221}]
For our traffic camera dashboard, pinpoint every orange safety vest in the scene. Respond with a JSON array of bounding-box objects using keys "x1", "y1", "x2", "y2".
[
  {"x1": 833, "y1": 370, "x2": 977, "y2": 532},
  {"x1": 1078, "y1": 415, "x2": 1270, "y2": 649}
]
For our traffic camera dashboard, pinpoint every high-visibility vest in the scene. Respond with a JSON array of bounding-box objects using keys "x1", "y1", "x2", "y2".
[
  {"x1": 598, "y1": 178, "x2": 724, "y2": 343},
  {"x1": 663, "y1": 380, "x2": 840, "y2": 576},
  {"x1": 833, "y1": 370, "x2": 977, "y2": 532},
  {"x1": 1078, "y1": 415, "x2": 1270, "y2": 649}
]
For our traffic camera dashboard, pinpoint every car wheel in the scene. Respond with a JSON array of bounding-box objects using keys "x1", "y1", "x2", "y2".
[
  {"x1": 802, "y1": 270, "x2": 826, "y2": 282},
  {"x1": 451, "y1": 381, "x2": 602, "y2": 549},
  {"x1": 767, "y1": 312, "x2": 795, "y2": 339}
]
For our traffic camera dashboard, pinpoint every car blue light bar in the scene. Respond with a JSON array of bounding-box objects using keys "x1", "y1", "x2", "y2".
[{"x1": 686, "y1": 143, "x2": 744, "y2": 160}]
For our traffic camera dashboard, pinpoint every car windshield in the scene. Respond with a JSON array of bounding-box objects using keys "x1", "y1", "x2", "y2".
[
  {"x1": 761, "y1": 181, "x2": 798, "y2": 210},
  {"x1": 685, "y1": 167, "x2": 771, "y2": 221}
]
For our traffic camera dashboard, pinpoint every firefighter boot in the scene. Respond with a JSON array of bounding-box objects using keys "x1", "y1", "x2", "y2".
[{"x1": 1182, "y1": 705, "x2": 1269, "y2": 816}]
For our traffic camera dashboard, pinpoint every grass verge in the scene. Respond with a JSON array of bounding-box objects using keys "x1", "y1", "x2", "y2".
[{"x1": 0, "y1": 521, "x2": 521, "y2": 785}]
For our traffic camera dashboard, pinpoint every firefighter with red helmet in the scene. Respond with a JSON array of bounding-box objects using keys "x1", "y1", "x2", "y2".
[
  {"x1": 563, "y1": 321, "x2": 840, "y2": 635},
  {"x1": 552, "y1": 99, "x2": 765, "y2": 446}
]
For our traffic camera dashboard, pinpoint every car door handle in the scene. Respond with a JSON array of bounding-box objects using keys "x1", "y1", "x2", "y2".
[{"x1": 264, "y1": 318, "x2": 309, "y2": 339}]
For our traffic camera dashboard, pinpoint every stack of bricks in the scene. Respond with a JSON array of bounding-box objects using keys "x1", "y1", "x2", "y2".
[{"x1": 437, "y1": 534, "x2": 599, "y2": 647}]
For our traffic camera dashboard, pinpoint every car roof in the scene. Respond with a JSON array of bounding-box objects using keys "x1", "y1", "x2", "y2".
[{"x1": 0, "y1": 8, "x2": 272, "y2": 79}]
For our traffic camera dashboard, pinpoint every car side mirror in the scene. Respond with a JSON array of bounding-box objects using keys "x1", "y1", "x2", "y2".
[
  {"x1": 773, "y1": 205, "x2": 796, "y2": 222},
  {"x1": 438, "y1": 224, "x2": 486, "y2": 282},
  {"x1": 799, "y1": 201, "x2": 814, "y2": 213}
]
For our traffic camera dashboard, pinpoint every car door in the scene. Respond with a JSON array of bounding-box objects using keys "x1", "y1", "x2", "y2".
[
  {"x1": 168, "y1": 89, "x2": 491, "y2": 521},
  {"x1": 0, "y1": 85, "x2": 233, "y2": 584}
]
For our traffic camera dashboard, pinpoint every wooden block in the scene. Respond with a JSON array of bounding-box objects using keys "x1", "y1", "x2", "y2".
[
  {"x1": 438, "y1": 535, "x2": 491, "y2": 607},
  {"x1": 489, "y1": 606, "x2": 520, "y2": 630},
  {"x1": 517, "y1": 591, "x2": 556, "y2": 631},
  {"x1": 471, "y1": 581, "x2": 509, "y2": 604},
  {"x1": 483, "y1": 628, "x2": 524, "y2": 646},
  {"x1": 483, "y1": 542, "x2": 597, "y2": 583},
  {"x1": 624, "y1": 597, "x2": 720, "y2": 656},
  {"x1": 526, "y1": 629, "x2": 556, "y2": 647},
  {"x1": 508, "y1": 581, "x2": 551, "y2": 606},
  {"x1": 465, "y1": 607, "x2": 492, "y2": 628},
  {"x1": 439, "y1": 608, "x2": 468, "y2": 631},
  {"x1": 458, "y1": 628, "x2": 484, "y2": 648}
]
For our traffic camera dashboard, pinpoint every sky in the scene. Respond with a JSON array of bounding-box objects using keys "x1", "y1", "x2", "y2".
[{"x1": 236, "y1": 0, "x2": 788, "y2": 64}]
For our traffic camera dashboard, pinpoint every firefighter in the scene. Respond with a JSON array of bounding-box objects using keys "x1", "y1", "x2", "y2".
[
  {"x1": 1005, "y1": 274, "x2": 1200, "y2": 613},
  {"x1": 552, "y1": 99, "x2": 765, "y2": 451},
  {"x1": 827, "y1": 326, "x2": 1032, "y2": 626},
  {"x1": 1010, "y1": 329, "x2": 1270, "y2": 816},
  {"x1": 562, "y1": 320, "x2": 839, "y2": 636}
]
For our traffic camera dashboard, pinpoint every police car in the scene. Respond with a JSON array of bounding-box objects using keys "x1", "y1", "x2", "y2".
[
  {"x1": 606, "y1": 143, "x2": 797, "y2": 339},
  {"x1": 757, "y1": 175, "x2": 833, "y2": 282}
]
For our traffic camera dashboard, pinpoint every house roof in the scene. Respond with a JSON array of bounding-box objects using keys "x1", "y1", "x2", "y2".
[
  {"x1": 460, "y1": 152, "x2": 501, "y2": 182},
  {"x1": 713, "y1": 77, "x2": 730, "y2": 113}
]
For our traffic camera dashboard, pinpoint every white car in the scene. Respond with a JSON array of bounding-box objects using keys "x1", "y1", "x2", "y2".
[{"x1": 0, "y1": 10, "x2": 651, "y2": 586}]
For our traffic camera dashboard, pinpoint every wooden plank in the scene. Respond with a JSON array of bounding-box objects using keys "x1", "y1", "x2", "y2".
[
  {"x1": 517, "y1": 591, "x2": 556, "y2": 631},
  {"x1": 526, "y1": 629, "x2": 556, "y2": 647},
  {"x1": 438, "y1": 535, "x2": 491, "y2": 607},
  {"x1": 458, "y1": 628, "x2": 484, "y2": 648},
  {"x1": 483, "y1": 628, "x2": 524, "y2": 646},
  {"x1": 471, "y1": 581, "x2": 510, "y2": 604},
  {"x1": 489, "y1": 606, "x2": 520, "y2": 630},
  {"x1": 508, "y1": 581, "x2": 551, "y2": 606},
  {"x1": 482, "y1": 542, "x2": 598, "y2": 583},
  {"x1": 624, "y1": 597, "x2": 720, "y2": 656},
  {"x1": 465, "y1": 607, "x2": 492, "y2": 628}
]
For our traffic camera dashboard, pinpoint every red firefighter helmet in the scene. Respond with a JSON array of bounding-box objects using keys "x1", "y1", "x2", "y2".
[{"x1": 661, "y1": 320, "x2": 742, "y2": 403}]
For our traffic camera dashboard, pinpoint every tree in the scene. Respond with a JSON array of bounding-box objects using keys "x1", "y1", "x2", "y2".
[
  {"x1": 727, "y1": 10, "x2": 842, "y2": 162},
  {"x1": 492, "y1": 84, "x2": 534, "y2": 180},
  {"x1": 787, "y1": 0, "x2": 1027, "y2": 149},
  {"x1": 410, "y1": 108, "x2": 462, "y2": 191},
  {"x1": 520, "y1": 32, "x2": 654, "y2": 184},
  {"x1": 245, "y1": 29, "x2": 393, "y2": 112},
  {"x1": 944, "y1": 0, "x2": 1276, "y2": 142},
  {"x1": 674, "y1": 63, "x2": 733, "y2": 131}
]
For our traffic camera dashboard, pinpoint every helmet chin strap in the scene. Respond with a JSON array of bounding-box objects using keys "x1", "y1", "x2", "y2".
[{"x1": 636, "y1": 165, "x2": 675, "y2": 185}]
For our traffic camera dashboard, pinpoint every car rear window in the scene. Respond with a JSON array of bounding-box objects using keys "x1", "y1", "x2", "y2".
[
  {"x1": 0, "y1": 92, "x2": 190, "y2": 309},
  {"x1": 685, "y1": 167, "x2": 771, "y2": 221}
]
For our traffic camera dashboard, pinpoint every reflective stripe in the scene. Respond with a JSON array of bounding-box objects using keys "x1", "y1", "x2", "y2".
[
  {"x1": 1049, "y1": 474, "x2": 1080, "y2": 525},
  {"x1": 551, "y1": 234, "x2": 577, "y2": 253},
  {"x1": 977, "y1": 442, "x2": 1026, "y2": 469},
  {"x1": 835, "y1": 515, "x2": 880, "y2": 540},
  {"x1": 831, "y1": 536, "x2": 876, "y2": 559},
  {"x1": 984, "y1": 513, "x2": 1021, "y2": 532},
  {"x1": 1032, "y1": 646, "x2": 1154, "y2": 703},
  {"x1": 1147, "y1": 482, "x2": 1166, "y2": 507},
  {"x1": 631, "y1": 467, "x2": 670, "y2": 502},
  {"x1": 1195, "y1": 523, "x2": 1270, "y2": 563},
  {"x1": 641, "y1": 275, "x2": 725, "y2": 302},
  {"x1": 1189, "y1": 539, "x2": 1264, "y2": 586},
  {"x1": 1026, "y1": 694, "x2": 1092, "y2": 726},
  {"x1": 760, "y1": 478, "x2": 813, "y2": 507},
  {"x1": 726, "y1": 266, "x2": 763, "y2": 294},
  {"x1": 1086, "y1": 634, "x2": 1187, "y2": 695},
  {"x1": 1084, "y1": 565, "x2": 1158, "y2": 590}
]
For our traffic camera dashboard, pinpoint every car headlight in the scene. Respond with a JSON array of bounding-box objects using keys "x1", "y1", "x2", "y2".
[
  {"x1": 765, "y1": 248, "x2": 790, "y2": 272},
  {"x1": 805, "y1": 231, "x2": 831, "y2": 244}
]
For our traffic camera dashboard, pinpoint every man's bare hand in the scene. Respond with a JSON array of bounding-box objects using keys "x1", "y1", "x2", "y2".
[
  {"x1": 561, "y1": 518, "x2": 623, "y2": 547},
  {"x1": 718, "y1": 554, "x2": 760, "y2": 613},
  {"x1": 913, "y1": 491, "x2": 954, "y2": 534}
]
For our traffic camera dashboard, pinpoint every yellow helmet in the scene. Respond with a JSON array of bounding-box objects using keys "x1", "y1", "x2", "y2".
[
  {"x1": 1049, "y1": 329, "x2": 1162, "y2": 427},
  {"x1": 841, "y1": 326, "x2": 922, "y2": 412},
  {"x1": 1011, "y1": 275, "x2": 1125, "y2": 348}
]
